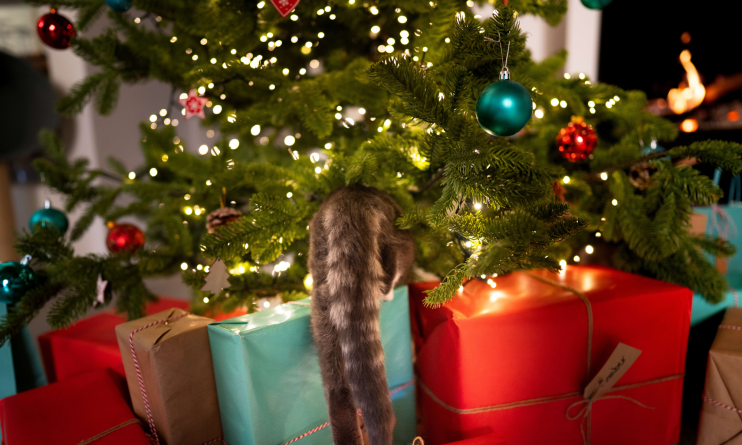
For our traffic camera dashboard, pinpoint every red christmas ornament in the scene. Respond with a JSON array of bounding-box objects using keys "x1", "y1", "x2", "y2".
[
  {"x1": 178, "y1": 89, "x2": 209, "y2": 120},
  {"x1": 270, "y1": 0, "x2": 301, "y2": 17},
  {"x1": 37, "y1": 10, "x2": 76, "y2": 50},
  {"x1": 106, "y1": 222, "x2": 145, "y2": 254},
  {"x1": 556, "y1": 117, "x2": 598, "y2": 162}
]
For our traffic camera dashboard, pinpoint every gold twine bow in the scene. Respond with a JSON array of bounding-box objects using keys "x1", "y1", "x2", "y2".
[
  {"x1": 565, "y1": 393, "x2": 653, "y2": 445},
  {"x1": 412, "y1": 437, "x2": 425, "y2": 445}
]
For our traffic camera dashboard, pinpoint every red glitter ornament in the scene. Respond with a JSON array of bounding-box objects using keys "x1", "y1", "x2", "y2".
[
  {"x1": 106, "y1": 222, "x2": 145, "y2": 254},
  {"x1": 556, "y1": 117, "x2": 598, "y2": 162},
  {"x1": 37, "y1": 10, "x2": 76, "y2": 50}
]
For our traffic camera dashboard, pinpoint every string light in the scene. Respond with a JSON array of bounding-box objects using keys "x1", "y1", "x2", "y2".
[
  {"x1": 128, "y1": 172, "x2": 136, "y2": 180},
  {"x1": 573, "y1": 255, "x2": 581, "y2": 262},
  {"x1": 181, "y1": 262, "x2": 188, "y2": 270},
  {"x1": 149, "y1": 168, "x2": 158, "y2": 177},
  {"x1": 229, "y1": 139, "x2": 239, "y2": 149},
  {"x1": 198, "y1": 145, "x2": 208, "y2": 155},
  {"x1": 551, "y1": 98, "x2": 559, "y2": 106},
  {"x1": 612, "y1": 199, "x2": 618, "y2": 206},
  {"x1": 213, "y1": 105, "x2": 222, "y2": 114},
  {"x1": 287, "y1": 192, "x2": 293, "y2": 198},
  {"x1": 600, "y1": 172, "x2": 608, "y2": 180},
  {"x1": 585, "y1": 245, "x2": 594, "y2": 254},
  {"x1": 562, "y1": 176, "x2": 570, "y2": 184}
]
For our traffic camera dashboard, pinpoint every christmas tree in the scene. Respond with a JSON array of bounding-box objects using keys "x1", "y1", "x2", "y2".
[{"x1": 3, "y1": 0, "x2": 741, "y2": 345}]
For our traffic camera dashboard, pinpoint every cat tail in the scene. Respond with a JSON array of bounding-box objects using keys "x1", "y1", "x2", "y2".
[{"x1": 324, "y1": 200, "x2": 395, "y2": 445}]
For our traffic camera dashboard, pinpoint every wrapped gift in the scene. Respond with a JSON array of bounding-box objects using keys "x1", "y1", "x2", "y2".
[
  {"x1": 697, "y1": 306, "x2": 742, "y2": 444},
  {"x1": 0, "y1": 302, "x2": 47, "y2": 401},
  {"x1": 208, "y1": 286, "x2": 416, "y2": 445},
  {"x1": 410, "y1": 265, "x2": 691, "y2": 445},
  {"x1": 115, "y1": 308, "x2": 223, "y2": 445},
  {"x1": 39, "y1": 296, "x2": 189, "y2": 383},
  {"x1": 0, "y1": 369, "x2": 150, "y2": 445},
  {"x1": 690, "y1": 173, "x2": 741, "y2": 326}
]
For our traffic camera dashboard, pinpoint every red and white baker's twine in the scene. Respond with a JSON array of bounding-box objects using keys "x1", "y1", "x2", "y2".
[
  {"x1": 129, "y1": 312, "x2": 227, "y2": 445},
  {"x1": 718, "y1": 288, "x2": 740, "y2": 331},
  {"x1": 281, "y1": 380, "x2": 415, "y2": 445},
  {"x1": 703, "y1": 396, "x2": 742, "y2": 414}
]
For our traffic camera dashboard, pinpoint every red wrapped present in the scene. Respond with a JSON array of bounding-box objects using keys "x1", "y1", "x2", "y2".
[
  {"x1": 39, "y1": 297, "x2": 189, "y2": 382},
  {"x1": 410, "y1": 265, "x2": 691, "y2": 445},
  {"x1": 0, "y1": 369, "x2": 150, "y2": 445}
]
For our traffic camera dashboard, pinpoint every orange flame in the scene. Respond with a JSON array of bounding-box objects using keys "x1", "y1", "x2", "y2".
[{"x1": 667, "y1": 50, "x2": 706, "y2": 114}]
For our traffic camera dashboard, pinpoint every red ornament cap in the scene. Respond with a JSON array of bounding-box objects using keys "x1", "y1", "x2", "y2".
[
  {"x1": 270, "y1": 0, "x2": 301, "y2": 17},
  {"x1": 37, "y1": 11, "x2": 76, "y2": 50},
  {"x1": 556, "y1": 119, "x2": 598, "y2": 163},
  {"x1": 106, "y1": 223, "x2": 146, "y2": 254}
]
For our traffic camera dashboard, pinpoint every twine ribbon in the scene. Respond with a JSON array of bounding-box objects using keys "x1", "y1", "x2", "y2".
[
  {"x1": 710, "y1": 204, "x2": 738, "y2": 241},
  {"x1": 77, "y1": 418, "x2": 141, "y2": 444},
  {"x1": 128, "y1": 312, "x2": 228, "y2": 445},
  {"x1": 419, "y1": 272, "x2": 684, "y2": 445},
  {"x1": 280, "y1": 380, "x2": 414, "y2": 445},
  {"x1": 702, "y1": 396, "x2": 742, "y2": 414}
]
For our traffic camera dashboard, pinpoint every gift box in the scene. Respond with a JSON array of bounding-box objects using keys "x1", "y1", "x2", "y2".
[
  {"x1": 0, "y1": 368, "x2": 150, "y2": 445},
  {"x1": 690, "y1": 173, "x2": 741, "y2": 326},
  {"x1": 0, "y1": 302, "x2": 47, "y2": 400},
  {"x1": 697, "y1": 306, "x2": 742, "y2": 444},
  {"x1": 115, "y1": 308, "x2": 223, "y2": 445},
  {"x1": 39, "y1": 296, "x2": 190, "y2": 383},
  {"x1": 410, "y1": 265, "x2": 692, "y2": 445},
  {"x1": 208, "y1": 286, "x2": 416, "y2": 445}
]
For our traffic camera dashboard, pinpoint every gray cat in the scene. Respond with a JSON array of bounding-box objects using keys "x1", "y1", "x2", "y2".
[{"x1": 309, "y1": 186, "x2": 415, "y2": 445}]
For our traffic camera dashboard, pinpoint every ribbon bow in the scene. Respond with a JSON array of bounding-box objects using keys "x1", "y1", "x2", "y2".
[{"x1": 566, "y1": 393, "x2": 653, "y2": 445}]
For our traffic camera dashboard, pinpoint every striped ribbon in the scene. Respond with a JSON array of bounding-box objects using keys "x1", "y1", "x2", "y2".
[
  {"x1": 128, "y1": 312, "x2": 228, "y2": 445},
  {"x1": 280, "y1": 380, "x2": 415, "y2": 445},
  {"x1": 702, "y1": 396, "x2": 742, "y2": 414}
]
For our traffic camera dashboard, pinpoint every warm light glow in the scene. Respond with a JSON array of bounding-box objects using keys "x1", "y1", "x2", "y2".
[
  {"x1": 681, "y1": 118, "x2": 699, "y2": 133},
  {"x1": 128, "y1": 172, "x2": 136, "y2": 180},
  {"x1": 612, "y1": 199, "x2": 618, "y2": 206},
  {"x1": 315, "y1": 167, "x2": 322, "y2": 174},
  {"x1": 667, "y1": 50, "x2": 705, "y2": 114},
  {"x1": 573, "y1": 255, "x2": 581, "y2": 262},
  {"x1": 728, "y1": 110, "x2": 740, "y2": 122},
  {"x1": 199, "y1": 145, "x2": 208, "y2": 155},
  {"x1": 585, "y1": 245, "x2": 594, "y2": 254},
  {"x1": 229, "y1": 139, "x2": 239, "y2": 149},
  {"x1": 181, "y1": 262, "x2": 188, "y2": 270},
  {"x1": 563, "y1": 176, "x2": 570, "y2": 184},
  {"x1": 287, "y1": 192, "x2": 293, "y2": 198},
  {"x1": 458, "y1": 286, "x2": 464, "y2": 293},
  {"x1": 600, "y1": 172, "x2": 608, "y2": 181},
  {"x1": 550, "y1": 98, "x2": 559, "y2": 106},
  {"x1": 535, "y1": 109, "x2": 544, "y2": 119},
  {"x1": 149, "y1": 168, "x2": 158, "y2": 177},
  {"x1": 304, "y1": 274, "x2": 313, "y2": 289},
  {"x1": 185, "y1": 207, "x2": 193, "y2": 215},
  {"x1": 474, "y1": 202, "x2": 482, "y2": 210}
]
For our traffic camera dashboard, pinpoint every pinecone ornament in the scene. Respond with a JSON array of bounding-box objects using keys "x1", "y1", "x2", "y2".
[
  {"x1": 206, "y1": 207, "x2": 242, "y2": 233},
  {"x1": 629, "y1": 162, "x2": 657, "y2": 189}
]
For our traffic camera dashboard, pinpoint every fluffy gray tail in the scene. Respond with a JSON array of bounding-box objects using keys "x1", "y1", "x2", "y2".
[{"x1": 323, "y1": 200, "x2": 394, "y2": 445}]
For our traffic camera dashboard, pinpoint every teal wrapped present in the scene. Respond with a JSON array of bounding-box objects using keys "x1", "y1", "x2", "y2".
[
  {"x1": 691, "y1": 172, "x2": 741, "y2": 326},
  {"x1": 208, "y1": 286, "x2": 416, "y2": 445},
  {"x1": 0, "y1": 302, "x2": 48, "y2": 436}
]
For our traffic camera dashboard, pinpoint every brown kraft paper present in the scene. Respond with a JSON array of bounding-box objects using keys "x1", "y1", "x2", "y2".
[
  {"x1": 689, "y1": 212, "x2": 728, "y2": 274},
  {"x1": 698, "y1": 307, "x2": 742, "y2": 445},
  {"x1": 115, "y1": 308, "x2": 223, "y2": 445}
]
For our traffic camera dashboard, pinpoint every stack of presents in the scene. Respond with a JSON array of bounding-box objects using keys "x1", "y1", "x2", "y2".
[{"x1": 0, "y1": 180, "x2": 740, "y2": 445}]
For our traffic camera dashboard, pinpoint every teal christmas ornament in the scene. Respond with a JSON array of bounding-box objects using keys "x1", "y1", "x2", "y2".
[
  {"x1": 0, "y1": 256, "x2": 38, "y2": 304},
  {"x1": 29, "y1": 201, "x2": 68, "y2": 234},
  {"x1": 105, "y1": 0, "x2": 132, "y2": 12},
  {"x1": 476, "y1": 68, "x2": 533, "y2": 137},
  {"x1": 580, "y1": 0, "x2": 613, "y2": 9}
]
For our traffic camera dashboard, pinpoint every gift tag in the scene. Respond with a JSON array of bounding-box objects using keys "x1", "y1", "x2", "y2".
[
  {"x1": 583, "y1": 343, "x2": 641, "y2": 400},
  {"x1": 270, "y1": 0, "x2": 300, "y2": 17}
]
